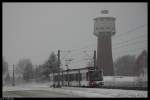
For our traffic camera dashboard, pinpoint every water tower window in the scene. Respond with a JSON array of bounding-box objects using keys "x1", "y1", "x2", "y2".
[
  {"x1": 101, "y1": 18, "x2": 104, "y2": 21},
  {"x1": 106, "y1": 27, "x2": 110, "y2": 29},
  {"x1": 107, "y1": 18, "x2": 111, "y2": 21},
  {"x1": 100, "y1": 27, "x2": 104, "y2": 29}
]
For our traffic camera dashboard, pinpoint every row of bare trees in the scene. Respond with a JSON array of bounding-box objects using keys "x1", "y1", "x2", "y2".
[
  {"x1": 114, "y1": 50, "x2": 147, "y2": 76},
  {"x1": 3, "y1": 58, "x2": 10, "y2": 85},
  {"x1": 3, "y1": 52, "x2": 59, "y2": 85}
]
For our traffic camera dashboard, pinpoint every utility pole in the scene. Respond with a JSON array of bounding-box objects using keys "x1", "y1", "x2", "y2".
[
  {"x1": 12, "y1": 64, "x2": 15, "y2": 86},
  {"x1": 57, "y1": 49, "x2": 61, "y2": 87},
  {"x1": 66, "y1": 66, "x2": 70, "y2": 86},
  {"x1": 78, "y1": 69, "x2": 81, "y2": 87},
  {"x1": 93, "y1": 50, "x2": 96, "y2": 71},
  {"x1": 65, "y1": 58, "x2": 73, "y2": 87}
]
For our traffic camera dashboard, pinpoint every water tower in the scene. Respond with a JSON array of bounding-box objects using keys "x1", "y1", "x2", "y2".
[{"x1": 93, "y1": 10, "x2": 115, "y2": 76}]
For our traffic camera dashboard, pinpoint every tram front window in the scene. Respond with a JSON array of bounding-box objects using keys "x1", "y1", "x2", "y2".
[{"x1": 89, "y1": 71, "x2": 103, "y2": 81}]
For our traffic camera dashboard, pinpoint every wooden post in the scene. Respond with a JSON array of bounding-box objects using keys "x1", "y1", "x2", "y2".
[
  {"x1": 57, "y1": 50, "x2": 60, "y2": 87},
  {"x1": 62, "y1": 71, "x2": 63, "y2": 86},
  {"x1": 12, "y1": 64, "x2": 15, "y2": 86},
  {"x1": 78, "y1": 69, "x2": 81, "y2": 87}
]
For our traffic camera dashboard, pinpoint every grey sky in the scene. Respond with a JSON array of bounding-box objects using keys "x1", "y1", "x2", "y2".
[{"x1": 3, "y1": 3, "x2": 147, "y2": 70}]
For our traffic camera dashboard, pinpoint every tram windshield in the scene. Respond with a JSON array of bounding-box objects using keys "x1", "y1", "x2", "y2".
[{"x1": 89, "y1": 70, "x2": 103, "y2": 81}]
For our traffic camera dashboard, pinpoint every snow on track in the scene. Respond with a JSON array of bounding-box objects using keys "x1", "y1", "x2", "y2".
[{"x1": 3, "y1": 83, "x2": 147, "y2": 98}]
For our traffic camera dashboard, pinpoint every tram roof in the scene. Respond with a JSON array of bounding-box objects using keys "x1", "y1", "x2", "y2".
[{"x1": 50, "y1": 67, "x2": 95, "y2": 74}]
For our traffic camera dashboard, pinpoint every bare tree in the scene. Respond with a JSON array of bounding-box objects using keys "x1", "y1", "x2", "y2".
[
  {"x1": 3, "y1": 57, "x2": 10, "y2": 85},
  {"x1": 114, "y1": 55, "x2": 136, "y2": 76},
  {"x1": 16, "y1": 58, "x2": 34, "y2": 82}
]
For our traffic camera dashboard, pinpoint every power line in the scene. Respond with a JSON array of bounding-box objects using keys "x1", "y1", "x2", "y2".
[
  {"x1": 71, "y1": 58, "x2": 89, "y2": 64},
  {"x1": 58, "y1": 24, "x2": 147, "y2": 67},
  {"x1": 112, "y1": 34, "x2": 147, "y2": 46},
  {"x1": 69, "y1": 41, "x2": 147, "y2": 66},
  {"x1": 69, "y1": 36, "x2": 147, "y2": 52},
  {"x1": 67, "y1": 50, "x2": 94, "y2": 64},
  {"x1": 61, "y1": 40, "x2": 146, "y2": 64},
  {"x1": 65, "y1": 24, "x2": 147, "y2": 52},
  {"x1": 112, "y1": 39, "x2": 147, "y2": 49},
  {"x1": 69, "y1": 43, "x2": 95, "y2": 52},
  {"x1": 71, "y1": 34, "x2": 147, "y2": 51},
  {"x1": 70, "y1": 24, "x2": 146, "y2": 50},
  {"x1": 112, "y1": 46, "x2": 146, "y2": 54},
  {"x1": 61, "y1": 38, "x2": 146, "y2": 67},
  {"x1": 66, "y1": 50, "x2": 89, "y2": 60},
  {"x1": 60, "y1": 50, "x2": 72, "y2": 60},
  {"x1": 70, "y1": 62, "x2": 88, "y2": 67},
  {"x1": 114, "y1": 24, "x2": 147, "y2": 38},
  {"x1": 69, "y1": 57, "x2": 91, "y2": 66}
]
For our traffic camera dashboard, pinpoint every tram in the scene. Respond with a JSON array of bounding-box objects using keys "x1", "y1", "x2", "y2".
[{"x1": 49, "y1": 67, "x2": 104, "y2": 88}]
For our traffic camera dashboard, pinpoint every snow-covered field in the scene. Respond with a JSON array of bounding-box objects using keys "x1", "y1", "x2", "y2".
[
  {"x1": 3, "y1": 82, "x2": 147, "y2": 98},
  {"x1": 103, "y1": 76, "x2": 147, "y2": 88}
]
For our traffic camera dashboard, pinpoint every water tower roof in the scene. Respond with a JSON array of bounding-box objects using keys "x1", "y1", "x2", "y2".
[{"x1": 94, "y1": 17, "x2": 116, "y2": 20}]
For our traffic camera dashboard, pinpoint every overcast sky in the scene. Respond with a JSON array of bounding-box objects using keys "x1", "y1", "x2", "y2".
[{"x1": 3, "y1": 3, "x2": 147, "y2": 70}]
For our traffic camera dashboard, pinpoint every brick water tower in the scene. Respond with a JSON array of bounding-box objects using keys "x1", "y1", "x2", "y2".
[{"x1": 93, "y1": 10, "x2": 115, "y2": 76}]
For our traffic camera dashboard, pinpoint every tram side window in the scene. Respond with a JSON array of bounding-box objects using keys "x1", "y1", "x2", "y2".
[
  {"x1": 75, "y1": 73, "x2": 78, "y2": 81},
  {"x1": 62, "y1": 74, "x2": 64, "y2": 81},
  {"x1": 74, "y1": 73, "x2": 77, "y2": 81},
  {"x1": 58, "y1": 75, "x2": 60, "y2": 81},
  {"x1": 57, "y1": 75, "x2": 59, "y2": 81},
  {"x1": 69, "y1": 74, "x2": 71, "y2": 81},
  {"x1": 56, "y1": 75, "x2": 58, "y2": 81},
  {"x1": 82, "y1": 73, "x2": 86, "y2": 80},
  {"x1": 72, "y1": 74, "x2": 74, "y2": 81},
  {"x1": 64, "y1": 74, "x2": 67, "y2": 81},
  {"x1": 49, "y1": 76, "x2": 51, "y2": 81},
  {"x1": 72, "y1": 74, "x2": 75, "y2": 81},
  {"x1": 66, "y1": 74, "x2": 68, "y2": 81},
  {"x1": 86, "y1": 72, "x2": 89, "y2": 81},
  {"x1": 56, "y1": 75, "x2": 59, "y2": 81},
  {"x1": 63, "y1": 74, "x2": 65, "y2": 81},
  {"x1": 54, "y1": 76, "x2": 56, "y2": 82},
  {"x1": 75, "y1": 73, "x2": 82, "y2": 81},
  {"x1": 76, "y1": 73, "x2": 79, "y2": 81},
  {"x1": 60, "y1": 74, "x2": 63, "y2": 80},
  {"x1": 54, "y1": 75, "x2": 57, "y2": 82},
  {"x1": 50, "y1": 75, "x2": 53, "y2": 81},
  {"x1": 79, "y1": 73, "x2": 82, "y2": 81},
  {"x1": 70, "y1": 74, "x2": 72, "y2": 81},
  {"x1": 70, "y1": 74, "x2": 74, "y2": 81},
  {"x1": 69, "y1": 74, "x2": 72, "y2": 81},
  {"x1": 73, "y1": 74, "x2": 75, "y2": 81}
]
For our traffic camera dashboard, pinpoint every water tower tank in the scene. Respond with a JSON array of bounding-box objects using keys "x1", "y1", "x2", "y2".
[{"x1": 94, "y1": 17, "x2": 116, "y2": 36}]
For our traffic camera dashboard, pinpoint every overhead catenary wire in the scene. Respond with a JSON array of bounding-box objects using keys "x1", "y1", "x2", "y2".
[
  {"x1": 112, "y1": 33, "x2": 147, "y2": 46},
  {"x1": 65, "y1": 24, "x2": 147, "y2": 53},
  {"x1": 59, "y1": 23, "x2": 147, "y2": 69},
  {"x1": 112, "y1": 47, "x2": 147, "y2": 56},
  {"x1": 114, "y1": 24, "x2": 147, "y2": 38},
  {"x1": 71, "y1": 46, "x2": 147, "y2": 67},
  {"x1": 71, "y1": 24, "x2": 147, "y2": 50},
  {"x1": 70, "y1": 57, "x2": 91, "y2": 64},
  {"x1": 66, "y1": 36, "x2": 147, "y2": 54},
  {"x1": 62, "y1": 39, "x2": 147, "y2": 67},
  {"x1": 66, "y1": 23, "x2": 146, "y2": 51},
  {"x1": 112, "y1": 39, "x2": 147, "y2": 49}
]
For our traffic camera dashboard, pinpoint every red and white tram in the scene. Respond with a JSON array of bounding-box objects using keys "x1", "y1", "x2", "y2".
[{"x1": 49, "y1": 67, "x2": 104, "y2": 88}]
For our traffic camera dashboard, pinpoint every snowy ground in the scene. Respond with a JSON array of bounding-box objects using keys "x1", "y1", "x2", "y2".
[{"x1": 3, "y1": 83, "x2": 147, "y2": 98}]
